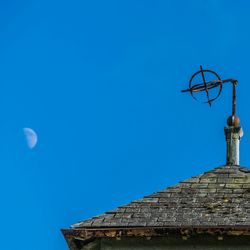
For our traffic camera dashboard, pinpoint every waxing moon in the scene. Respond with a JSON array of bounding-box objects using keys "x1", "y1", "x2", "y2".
[{"x1": 23, "y1": 128, "x2": 38, "y2": 149}]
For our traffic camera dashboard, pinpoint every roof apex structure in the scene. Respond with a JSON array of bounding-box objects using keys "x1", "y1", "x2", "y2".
[
  {"x1": 62, "y1": 69, "x2": 249, "y2": 250},
  {"x1": 63, "y1": 165, "x2": 250, "y2": 242}
]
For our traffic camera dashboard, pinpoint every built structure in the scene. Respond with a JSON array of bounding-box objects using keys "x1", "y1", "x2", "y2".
[{"x1": 62, "y1": 71, "x2": 250, "y2": 249}]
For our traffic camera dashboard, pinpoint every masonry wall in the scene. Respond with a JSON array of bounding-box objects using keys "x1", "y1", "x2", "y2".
[{"x1": 77, "y1": 236, "x2": 250, "y2": 250}]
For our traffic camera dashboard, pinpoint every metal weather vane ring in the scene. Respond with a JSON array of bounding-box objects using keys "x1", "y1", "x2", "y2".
[{"x1": 182, "y1": 65, "x2": 238, "y2": 116}]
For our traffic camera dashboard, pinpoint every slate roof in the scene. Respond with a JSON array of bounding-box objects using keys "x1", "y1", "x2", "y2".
[{"x1": 72, "y1": 165, "x2": 250, "y2": 229}]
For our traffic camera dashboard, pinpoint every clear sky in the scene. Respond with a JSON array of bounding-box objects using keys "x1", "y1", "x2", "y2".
[{"x1": 1, "y1": 0, "x2": 250, "y2": 249}]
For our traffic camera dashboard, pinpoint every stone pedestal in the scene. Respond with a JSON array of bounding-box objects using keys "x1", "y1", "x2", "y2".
[{"x1": 224, "y1": 126, "x2": 243, "y2": 165}]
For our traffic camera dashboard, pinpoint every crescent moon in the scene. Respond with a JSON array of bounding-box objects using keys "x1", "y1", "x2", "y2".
[{"x1": 23, "y1": 128, "x2": 38, "y2": 149}]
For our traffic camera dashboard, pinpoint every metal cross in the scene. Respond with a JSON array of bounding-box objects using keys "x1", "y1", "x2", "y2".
[{"x1": 182, "y1": 66, "x2": 238, "y2": 116}]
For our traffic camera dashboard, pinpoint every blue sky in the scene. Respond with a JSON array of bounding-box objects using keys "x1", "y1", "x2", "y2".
[{"x1": 1, "y1": 0, "x2": 250, "y2": 249}]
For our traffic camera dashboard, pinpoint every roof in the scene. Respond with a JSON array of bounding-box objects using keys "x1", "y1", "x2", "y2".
[{"x1": 72, "y1": 165, "x2": 250, "y2": 229}]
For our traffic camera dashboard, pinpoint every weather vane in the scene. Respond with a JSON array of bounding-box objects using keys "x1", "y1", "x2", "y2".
[{"x1": 182, "y1": 65, "x2": 238, "y2": 119}]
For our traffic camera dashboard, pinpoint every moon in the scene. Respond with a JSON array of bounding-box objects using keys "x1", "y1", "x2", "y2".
[{"x1": 23, "y1": 128, "x2": 38, "y2": 149}]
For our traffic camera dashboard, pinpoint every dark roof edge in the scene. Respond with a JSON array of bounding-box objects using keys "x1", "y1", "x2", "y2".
[{"x1": 62, "y1": 226, "x2": 250, "y2": 239}]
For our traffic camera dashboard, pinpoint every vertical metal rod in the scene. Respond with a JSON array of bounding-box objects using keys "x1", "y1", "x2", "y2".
[
  {"x1": 200, "y1": 65, "x2": 211, "y2": 107},
  {"x1": 232, "y1": 83, "x2": 236, "y2": 116}
]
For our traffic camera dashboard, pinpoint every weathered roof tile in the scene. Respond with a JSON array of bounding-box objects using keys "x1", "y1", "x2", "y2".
[{"x1": 72, "y1": 165, "x2": 250, "y2": 229}]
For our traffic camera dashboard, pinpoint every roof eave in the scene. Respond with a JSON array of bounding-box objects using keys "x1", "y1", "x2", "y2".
[{"x1": 62, "y1": 225, "x2": 250, "y2": 240}]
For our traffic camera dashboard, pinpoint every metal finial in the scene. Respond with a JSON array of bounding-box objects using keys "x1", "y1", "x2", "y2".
[
  {"x1": 182, "y1": 66, "x2": 242, "y2": 166},
  {"x1": 182, "y1": 65, "x2": 238, "y2": 117}
]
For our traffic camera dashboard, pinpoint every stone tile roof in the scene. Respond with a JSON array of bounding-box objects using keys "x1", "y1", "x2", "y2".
[{"x1": 72, "y1": 165, "x2": 250, "y2": 229}]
